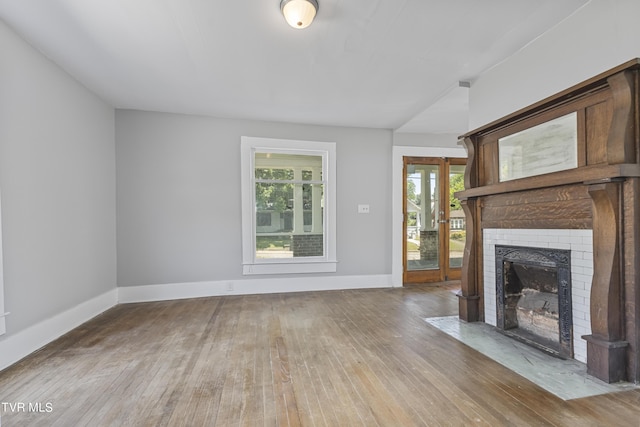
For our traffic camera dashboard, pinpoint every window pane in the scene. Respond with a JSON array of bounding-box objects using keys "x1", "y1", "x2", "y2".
[
  {"x1": 255, "y1": 153, "x2": 323, "y2": 181},
  {"x1": 406, "y1": 164, "x2": 439, "y2": 271},
  {"x1": 256, "y1": 181, "x2": 324, "y2": 259},
  {"x1": 256, "y1": 183, "x2": 293, "y2": 213},
  {"x1": 256, "y1": 235, "x2": 293, "y2": 259},
  {"x1": 255, "y1": 167, "x2": 294, "y2": 181},
  {"x1": 449, "y1": 164, "x2": 466, "y2": 269}
]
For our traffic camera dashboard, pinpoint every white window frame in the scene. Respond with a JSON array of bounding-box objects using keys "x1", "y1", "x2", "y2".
[{"x1": 241, "y1": 136, "x2": 337, "y2": 275}]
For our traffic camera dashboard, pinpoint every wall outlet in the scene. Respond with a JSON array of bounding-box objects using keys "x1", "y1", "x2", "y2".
[
  {"x1": 358, "y1": 204, "x2": 370, "y2": 214},
  {"x1": 226, "y1": 282, "x2": 234, "y2": 292}
]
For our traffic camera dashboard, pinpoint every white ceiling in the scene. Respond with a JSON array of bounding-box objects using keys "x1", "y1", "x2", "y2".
[{"x1": 0, "y1": 0, "x2": 589, "y2": 134}]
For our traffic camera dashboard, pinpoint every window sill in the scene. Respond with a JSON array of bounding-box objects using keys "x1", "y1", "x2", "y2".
[{"x1": 242, "y1": 261, "x2": 337, "y2": 275}]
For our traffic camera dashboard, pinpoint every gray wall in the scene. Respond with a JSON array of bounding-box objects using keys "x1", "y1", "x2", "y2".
[
  {"x1": 469, "y1": 0, "x2": 640, "y2": 130},
  {"x1": 0, "y1": 20, "x2": 116, "y2": 335},
  {"x1": 116, "y1": 110, "x2": 393, "y2": 287}
]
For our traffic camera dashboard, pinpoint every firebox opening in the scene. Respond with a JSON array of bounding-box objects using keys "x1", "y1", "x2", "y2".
[
  {"x1": 503, "y1": 261, "x2": 561, "y2": 355},
  {"x1": 495, "y1": 245, "x2": 573, "y2": 360}
]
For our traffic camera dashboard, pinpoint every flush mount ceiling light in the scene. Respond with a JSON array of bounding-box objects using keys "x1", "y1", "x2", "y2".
[{"x1": 280, "y1": 0, "x2": 318, "y2": 29}]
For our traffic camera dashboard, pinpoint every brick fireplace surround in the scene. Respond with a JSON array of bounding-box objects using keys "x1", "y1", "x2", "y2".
[{"x1": 456, "y1": 59, "x2": 640, "y2": 384}]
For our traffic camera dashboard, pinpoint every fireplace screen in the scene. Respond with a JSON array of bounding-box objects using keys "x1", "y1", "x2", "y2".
[{"x1": 495, "y1": 245, "x2": 573, "y2": 359}]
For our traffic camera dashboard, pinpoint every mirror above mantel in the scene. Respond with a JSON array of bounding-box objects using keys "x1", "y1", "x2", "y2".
[{"x1": 498, "y1": 112, "x2": 578, "y2": 182}]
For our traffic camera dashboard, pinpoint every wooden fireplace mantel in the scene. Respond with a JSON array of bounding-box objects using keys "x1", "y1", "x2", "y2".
[{"x1": 456, "y1": 59, "x2": 640, "y2": 384}]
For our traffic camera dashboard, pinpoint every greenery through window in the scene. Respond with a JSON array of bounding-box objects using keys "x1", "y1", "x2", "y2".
[{"x1": 254, "y1": 153, "x2": 324, "y2": 259}]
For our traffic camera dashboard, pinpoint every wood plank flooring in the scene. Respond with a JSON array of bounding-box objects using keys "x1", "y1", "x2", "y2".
[{"x1": 1, "y1": 282, "x2": 639, "y2": 426}]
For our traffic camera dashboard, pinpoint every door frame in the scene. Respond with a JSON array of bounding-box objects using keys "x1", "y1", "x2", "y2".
[
  {"x1": 402, "y1": 157, "x2": 466, "y2": 284},
  {"x1": 391, "y1": 146, "x2": 466, "y2": 287},
  {"x1": 403, "y1": 157, "x2": 444, "y2": 283}
]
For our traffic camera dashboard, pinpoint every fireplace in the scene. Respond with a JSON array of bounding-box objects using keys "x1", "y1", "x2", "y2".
[
  {"x1": 456, "y1": 61, "x2": 640, "y2": 383},
  {"x1": 495, "y1": 245, "x2": 573, "y2": 359}
]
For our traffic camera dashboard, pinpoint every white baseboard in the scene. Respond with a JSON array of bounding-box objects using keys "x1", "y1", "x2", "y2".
[
  {"x1": 118, "y1": 274, "x2": 395, "y2": 303},
  {"x1": 0, "y1": 289, "x2": 118, "y2": 372}
]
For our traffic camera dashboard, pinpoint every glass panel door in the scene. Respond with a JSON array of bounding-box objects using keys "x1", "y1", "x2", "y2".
[
  {"x1": 405, "y1": 162, "x2": 440, "y2": 272},
  {"x1": 403, "y1": 157, "x2": 465, "y2": 284},
  {"x1": 448, "y1": 163, "x2": 466, "y2": 272}
]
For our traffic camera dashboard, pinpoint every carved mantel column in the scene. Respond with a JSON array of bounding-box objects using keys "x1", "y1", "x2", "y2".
[
  {"x1": 583, "y1": 179, "x2": 629, "y2": 383},
  {"x1": 606, "y1": 70, "x2": 637, "y2": 164},
  {"x1": 457, "y1": 136, "x2": 481, "y2": 322},
  {"x1": 458, "y1": 198, "x2": 480, "y2": 321}
]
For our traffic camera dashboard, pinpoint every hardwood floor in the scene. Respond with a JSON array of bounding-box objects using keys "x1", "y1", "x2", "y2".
[{"x1": 1, "y1": 283, "x2": 639, "y2": 426}]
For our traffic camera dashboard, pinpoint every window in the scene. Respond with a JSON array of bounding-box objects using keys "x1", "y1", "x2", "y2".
[{"x1": 241, "y1": 137, "x2": 337, "y2": 275}]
